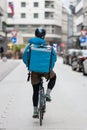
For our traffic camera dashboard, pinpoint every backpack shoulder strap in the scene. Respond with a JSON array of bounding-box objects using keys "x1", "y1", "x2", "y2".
[{"x1": 27, "y1": 43, "x2": 32, "y2": 70}]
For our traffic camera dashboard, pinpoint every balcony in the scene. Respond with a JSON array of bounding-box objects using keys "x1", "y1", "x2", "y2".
[
  {"x1": 45, "y1": 1, "x2": 55, "y2": 9},
  {"x1": 45, "y1": 12, "x2": 54, "y2": 19}
]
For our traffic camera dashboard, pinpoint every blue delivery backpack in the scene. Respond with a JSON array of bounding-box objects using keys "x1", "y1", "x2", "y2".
[{"x1": 27, "y1": 44, "x2": 54, "y2": 73}]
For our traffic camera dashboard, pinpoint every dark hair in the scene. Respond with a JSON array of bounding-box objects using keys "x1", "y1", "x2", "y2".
[{"x1": 35, "y1": 27, "x2": 46, "y2": 38}]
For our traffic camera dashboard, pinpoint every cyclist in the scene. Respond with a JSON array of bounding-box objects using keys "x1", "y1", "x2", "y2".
[{"x1": 22, "y1": 27, "x2": 57, "y2": 118}]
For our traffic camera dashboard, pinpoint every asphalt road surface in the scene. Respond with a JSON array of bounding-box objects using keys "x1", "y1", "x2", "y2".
[{"x1": 0, "y1": 57, "x2": 87, "y2": 130}]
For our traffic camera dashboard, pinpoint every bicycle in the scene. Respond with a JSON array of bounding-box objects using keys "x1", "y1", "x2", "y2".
[
  {"x1": 39, "y1": 78, "x2": 46, "y2": 126},
  {"x1": 27, "y1": 73, "x2": 46, "y2": 126}
]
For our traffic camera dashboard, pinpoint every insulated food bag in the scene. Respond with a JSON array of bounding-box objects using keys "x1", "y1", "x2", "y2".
[{"x1": 28, "y1": 45, "x2": 53, "y2": 73}]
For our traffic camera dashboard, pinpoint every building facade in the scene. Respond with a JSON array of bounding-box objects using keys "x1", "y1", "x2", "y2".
[
  {"x1": 83, "y1": 0, "x2": 87, "y2": 27},
  {"x1": 61, "y1": 7, "x2": 68, "y2": 45},
  {"x1": 0, "y1": 0, "x2": 7, "y2": 50},
  {"x1": 0, "y1": 0, "x2": 7, "y2": 34},
  {"x1": 6, "y1": 0, "x2": 62, "y2": 44},
  {"x1": 75, "y1": 0, "x2": 84, "y2": 36}
]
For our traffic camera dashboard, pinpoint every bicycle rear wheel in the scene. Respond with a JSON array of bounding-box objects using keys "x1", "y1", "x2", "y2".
[{"x1": 39, "y1": 92, "x2": 43, "y2": 126}]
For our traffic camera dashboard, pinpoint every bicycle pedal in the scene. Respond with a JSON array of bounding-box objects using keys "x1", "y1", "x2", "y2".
[
  {"x1": 46, "y1": 97, "x2": 51, "y2": 102},
  {"x1": 42, "y1": 108, "x2": 46, "y2": 113},
  {"x1": 43, "y1": 110, "x2": 46, "y2": 113}
]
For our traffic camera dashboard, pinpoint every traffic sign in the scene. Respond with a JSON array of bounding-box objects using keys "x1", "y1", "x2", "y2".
[
  {"x1": 11, "y1": 30, "x2": 18, "y2": 37},
  {"x1": 80, "y1": 37, "x2": 86, "y2": 42},
  {"x1": 80, "y1": 36, "x2": 87, "y2": 46},
  {"x1": 11, "y1": 37, "x2": 17, "y2": 43},
  {"x1": 81, "y1": 30, "x2": 87, "y2": 36}
]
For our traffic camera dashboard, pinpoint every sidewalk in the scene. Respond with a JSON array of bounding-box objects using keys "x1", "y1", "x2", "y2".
[{"x1": 0, "y1": 59, "x2": 20, "y2": 81}]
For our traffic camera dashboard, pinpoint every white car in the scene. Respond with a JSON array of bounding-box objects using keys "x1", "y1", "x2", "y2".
[
  {"x1": 83, "y1": 59, "x2": 87, "y2": 75},
  {"x1": 71, "y1": 49, "x2": 87, "y2": 72}
]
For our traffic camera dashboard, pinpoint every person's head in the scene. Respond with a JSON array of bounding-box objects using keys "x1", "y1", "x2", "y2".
[{"x1": 35, "y1": 27, "x2": 46, "y2": 39}]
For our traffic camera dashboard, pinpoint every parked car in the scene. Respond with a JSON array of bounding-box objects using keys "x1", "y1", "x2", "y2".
[
  {"x1": 83, "y1": 59, "x2": 87, "y2": 75},
  {"x1": 63, "y1": 49, "x2": 74, "y2": 64},
  {"x1": 63, "y1": 49, "x2": 81, "y2": 65},
  {"x1": 71, "y1": 50, "x2": 87, "y2": 72},
  {"x1": 68, "y1": 49, "x2": 82, "y2": 65}
]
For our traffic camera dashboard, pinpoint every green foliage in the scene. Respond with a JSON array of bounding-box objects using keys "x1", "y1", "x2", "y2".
[{"x1": 12, "y1": 44, "x2": 26, "y2": 51}]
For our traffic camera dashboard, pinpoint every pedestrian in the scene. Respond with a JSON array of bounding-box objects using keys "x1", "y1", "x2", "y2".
[
  {"x1": 0, "y1": 46, "x2": 4, "y2": 58},
  {"x1": 22, "y1": 27, "x2": 57, "y2": 118}
]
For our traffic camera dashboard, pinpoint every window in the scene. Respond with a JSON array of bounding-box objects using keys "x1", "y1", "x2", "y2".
[
  {"x1": 21, "y1": 13, "x2": 26, "y2": 18},
  {"x1": 8, "y1": 13, "x2": 12, "y2": 18},
  {"x1": 76, "y1": 9, "x2": 82, "y2": 17},
  {"x1": 21, "y1": 2, "x2": 26, "y2": 7},
  {"x1": 19, "y1": 25, "x2": 28, "y2": 31},
  {"x1": 19, "y1": 25, "x2": 27, "y2": 28},
  {"x1": 34, "y1": 13, "x2": 38, "y2": 18},
  {"x1": 34, "y1": 2, "x2": 38, "y2": 7},
  {"x1": 45, "y1": 12, "x2": 49, "y2": 18},
  {"x1": 45, "y1": 1, "x2": 54, "y2": 8},
  {"x1": 45, "y1": 1, "x2": 50, "y2": 8}
]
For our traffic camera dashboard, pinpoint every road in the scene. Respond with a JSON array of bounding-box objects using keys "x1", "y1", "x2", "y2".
[{"x1": 0, "y1": 57, "x2": 87, "y2": 130}]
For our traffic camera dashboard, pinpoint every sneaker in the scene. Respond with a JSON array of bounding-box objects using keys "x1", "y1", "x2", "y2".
[
  {"x1": 46, "y1": 94, "x2": 51, "y2": 102},
  {"x1": 32, "y1": 111, "x2": 39, "y2": 118}
]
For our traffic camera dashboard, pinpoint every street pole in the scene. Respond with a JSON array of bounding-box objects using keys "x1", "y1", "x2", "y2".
[
  {"x1": 2, "y1": 22, "x2": 8, "y2": 51},
  {"x1": 67, "y1": 5, "x2": 75, "y2": 50}
]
